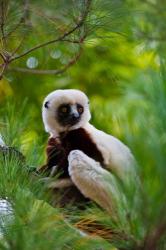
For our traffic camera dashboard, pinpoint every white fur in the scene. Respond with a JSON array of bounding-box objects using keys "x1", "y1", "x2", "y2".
[
  {"x1": 83, "y1": 123, "x2": 135, "y2": 179},
  {"x1": 42, "y1": 89, "x2": 134, "y2": 178},
  {"x1": 0, "y1": 134, "x2": 5, "y2": 147},
  {"x1": 42, "y1": 89, "x2": 136, "y2": 211},
  {"x1": 42, "y1": 89, "x2": 91, "y2": 137},
  {"x1": 68, "y1": 150, "x2": 115, "y2": 213}
]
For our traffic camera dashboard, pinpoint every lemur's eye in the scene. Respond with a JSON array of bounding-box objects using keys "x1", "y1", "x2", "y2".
[
  {"x1": 59, "y1": 104, "x2": 70, "y2": 114},
  {"x1": 77, "y1": 104, "x2": 84, "y2": 114},
  {"x1": 44, "y1": 101, "x2": 49, "y2": 108},
  {"x1": 61, "y1": 107, "x2": 68, "y2": 113}
]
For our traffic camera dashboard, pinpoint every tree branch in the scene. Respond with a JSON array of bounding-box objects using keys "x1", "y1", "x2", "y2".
[
  {"x1": 0, "y1": 145, "x2": 25, "y2": 162},
  {"x1": 3, "y1": 0, "x2": 30, "y2": 40},
  {"x1": 0, "y1": 62, "x2": 8, "y2": 80},
  {"x1": 0, "y1": 0, "x2": 7, "y2": 45},
  {"x1": 9, "y1": 46, "x2": 83, "y2": 75},
  {"x1": 0, "y1": 51, "x2": 10, "y2": 79},
  {"x1": 0, "y1": 52, "x2": 5, "y2": 61},
  {"x1": 0, "y1": 0, "x2": 91, "y2": 79},
  {"x1": 10, "y1": 0, "x2": 91, "y2": 63}
]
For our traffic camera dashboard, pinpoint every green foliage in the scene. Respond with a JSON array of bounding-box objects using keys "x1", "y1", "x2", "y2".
[
  {"x1": 0, "y1": 0, "x2": 166, "y2": 249},
  {"x1": 0, "y1": 118, "x2": 112, "y2": 249}
]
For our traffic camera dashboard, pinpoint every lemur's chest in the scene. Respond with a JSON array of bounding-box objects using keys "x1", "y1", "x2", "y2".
[
  {"x1": 44, "y1": 128, "x2": 104, "y2": 206},
  {"x1": 60, "y1": 128, "x2": 104, "y2": 165}
]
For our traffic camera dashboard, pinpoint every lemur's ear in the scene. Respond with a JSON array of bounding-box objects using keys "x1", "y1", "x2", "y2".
[{"x1": 44, "y1": 101, "x2": 49, "y2": 108}]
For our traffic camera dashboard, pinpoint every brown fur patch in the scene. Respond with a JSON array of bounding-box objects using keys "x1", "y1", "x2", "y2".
[
  {"x1": 42, "y1": 128, "x2": 104, "y2": 207},
  {"x1": 45, "y1": 128, "x2": 104, "y2": 177}
]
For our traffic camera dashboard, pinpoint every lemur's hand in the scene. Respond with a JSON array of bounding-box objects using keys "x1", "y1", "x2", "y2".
[
  {"x1": 37, "y1": 137, "x2": 65, "y2": 175},
  {"x1": 47, "y1": 137, "x2": 61, "y2": 148},
  {"x1": 46, "y1": 137, "x2": 65, "y2": 168}
]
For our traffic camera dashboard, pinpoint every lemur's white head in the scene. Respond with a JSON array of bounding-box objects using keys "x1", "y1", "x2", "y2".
[{"x1": 42, "y1": 89, "x2": 91, "y2": 136}]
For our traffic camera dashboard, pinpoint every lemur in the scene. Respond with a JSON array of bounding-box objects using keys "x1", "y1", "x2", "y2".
[{"x1": 39, "y1": 89, "x2": 135, "y2": 212}]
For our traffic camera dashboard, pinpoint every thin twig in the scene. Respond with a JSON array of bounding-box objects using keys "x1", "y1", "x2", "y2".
[
  {"x1": 0, "y1": 62, "x2": 8, "y2": 79},
  {"x1": 28, "y1": 6, "x2": 62, "y2": 26},
  {"x1": 11, "y1": 38, "x2": 80, "y2": 58},
  {"x1": 60, "y1": 38, "x2": 81, "y2": 44},
  {"x1": 0, "y1": 52, "x2": 5, "y2": 61},
  {"x1": 4, "y1": 0, "x2": 29, "y2": 39},
  {"x1": 10, "y1": 25, "x2": 76, "y2": 62},
  {"x1": 0, "y1": 0, "x2": 91, "y2": 79},
  {"x1": 0, "y1": 1, "x2": 6, "y2": 45},
  {"x1": 10, "y1": 0, "x2": 91, "y2": 63},
  {"x1": 11, "y1": 37, "x2": 25, "y2": 57},
  {"x1": 9, "y1": 46, "x2": 83, "y2": 75}
]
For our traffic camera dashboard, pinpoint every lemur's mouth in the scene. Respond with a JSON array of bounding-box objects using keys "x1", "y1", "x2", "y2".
[
  {"x1": 68, "y1": 117, "x2": 80, "y2": 126},
  {"x1": 57, "y1": 114, "x2": 80, "y2": 127}
]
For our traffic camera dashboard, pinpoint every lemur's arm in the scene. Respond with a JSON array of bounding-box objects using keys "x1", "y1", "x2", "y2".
[
  {"x1": 68, "y1": 149, "x2": 138, "y2": 213},
  {"x1": 46, "y1": 137, "x2": 65, "y2": 168},
  {"x1": 38, "y1": 137, "x2": 65, "y2": 174},
  {"x1": 68, "y1": 150, "x2": 123, "y2": 214},
  {"x1": 38, "y1": 137, "x2": 74, "y2": 190}
]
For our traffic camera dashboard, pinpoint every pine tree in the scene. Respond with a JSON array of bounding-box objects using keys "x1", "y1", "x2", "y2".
[{"x1": 0, "y1": 1, "x2": 166, "y2": 250}]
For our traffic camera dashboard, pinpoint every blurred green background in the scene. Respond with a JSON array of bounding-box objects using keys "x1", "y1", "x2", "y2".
[
  {"x1": 0, "y1": 0, "x2": 164, "y2": 153},
  {"x1": 0, "y1": 1, "x2": 166, "y2": 249}
]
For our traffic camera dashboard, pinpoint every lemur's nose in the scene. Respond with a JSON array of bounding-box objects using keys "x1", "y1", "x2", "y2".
[{"x1": 71, "y1": 112, "x2": 79, "y2": 120}]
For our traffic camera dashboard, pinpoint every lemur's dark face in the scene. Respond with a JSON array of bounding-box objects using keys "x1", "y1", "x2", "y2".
[
  {"x1": 42, "y1": 89, "x2": 91, "y2": 134},
  {"x1": 57, "y1": 103, "x2": 84, "y2": 126}
]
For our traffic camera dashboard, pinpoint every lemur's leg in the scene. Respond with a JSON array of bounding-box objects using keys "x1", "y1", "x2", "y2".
[{"x1": 68, "y1": 150, "x2": 121, "y2": 214}]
